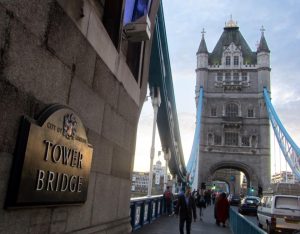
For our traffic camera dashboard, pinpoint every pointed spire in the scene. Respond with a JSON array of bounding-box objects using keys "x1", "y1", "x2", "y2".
[
  {"x1": 257, "y1": 25, "x2": 270, "y2": 53},
  {"x1": 197, "y1": 28, "x2": 208, "y2": 54}
]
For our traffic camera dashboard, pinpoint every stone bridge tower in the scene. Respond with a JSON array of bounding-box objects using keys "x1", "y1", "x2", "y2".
[{"x1": 195, "y1": 19, "x2": 271, "y2": 194}]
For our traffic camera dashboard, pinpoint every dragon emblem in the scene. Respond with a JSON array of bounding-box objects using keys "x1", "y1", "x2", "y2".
[{"x1": 63, "y1": 113, "x2": 77, "y2": 140}]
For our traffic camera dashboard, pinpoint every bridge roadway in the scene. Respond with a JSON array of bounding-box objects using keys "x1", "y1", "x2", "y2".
[{"x1": 134, "y1": 204, "x2": 231, "y2": 234}]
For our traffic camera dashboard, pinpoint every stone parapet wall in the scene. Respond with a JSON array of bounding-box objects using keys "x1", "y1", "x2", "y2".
[{"x1": 0, "y1": 0, "x2": 159, "y2": 233}]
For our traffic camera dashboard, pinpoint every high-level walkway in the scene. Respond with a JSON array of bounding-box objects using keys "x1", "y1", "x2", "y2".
[{"x1": 134, "y1": 205, "x2": 231, "y2": 234}]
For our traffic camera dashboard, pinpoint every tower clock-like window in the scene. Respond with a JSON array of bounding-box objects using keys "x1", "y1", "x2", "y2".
[
  {"x1": 225, "y1": 132, "x2": 238, "y2": 146},
  {"x1": 225, "y1": 103, "x2": 239, "y2": 117},
  {"x1": 226, "y1": 56, "x2": 231, "y2": 66}
]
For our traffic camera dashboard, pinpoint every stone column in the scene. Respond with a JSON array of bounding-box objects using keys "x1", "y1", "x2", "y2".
[{"x1": 147, "y1": 87, "x2": 161, "y2": 196}]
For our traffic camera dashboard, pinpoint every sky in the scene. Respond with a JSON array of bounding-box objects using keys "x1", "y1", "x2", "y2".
[{"x1": 133, "y1": 0, "x2": 300, "y2": 176}]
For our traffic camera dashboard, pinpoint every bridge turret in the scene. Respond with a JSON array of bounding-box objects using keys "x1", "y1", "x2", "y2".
[
  {"x1": 257, "y1": 26, "x2": 271, "y2": 92},
  {"x1": 195, "y1": 29, "x2": 208, "y2": 104}
]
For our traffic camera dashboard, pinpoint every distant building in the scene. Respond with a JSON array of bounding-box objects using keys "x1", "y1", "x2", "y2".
[
  {"x1": 131, "y1": 160, "x2": 171, "y2": 197},
  {"x1": 271, "y1": 171, "x2": 299, "y2": 184},
  {"x1": 131, "y1": 172, "x2": 149, "y2": 195}
]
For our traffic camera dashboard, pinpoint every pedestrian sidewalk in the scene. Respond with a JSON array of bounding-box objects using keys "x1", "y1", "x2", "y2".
[{"x1": 134, "y1": 204, "x2": 231, "y2": 234}]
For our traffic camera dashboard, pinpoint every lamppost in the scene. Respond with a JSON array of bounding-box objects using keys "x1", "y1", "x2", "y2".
[
  {"x1": 147, "y1": 87, "x2": 161, "y2": 197},
  {"x1": 163, "y1": 148, "x2": 171, "y2": 191}
]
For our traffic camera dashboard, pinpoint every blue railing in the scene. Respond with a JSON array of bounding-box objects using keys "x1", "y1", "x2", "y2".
[
  {"x1": 229, "y1": 207, "x2": 266, "y2": 234},
  {"x1": 130, "y1": 194, "x2": 177, "y2": 232}
]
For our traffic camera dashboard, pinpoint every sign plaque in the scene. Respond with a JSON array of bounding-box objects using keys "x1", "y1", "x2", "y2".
[{"x1": 5, "y1": 105, "x2": 93, "y2": 208}]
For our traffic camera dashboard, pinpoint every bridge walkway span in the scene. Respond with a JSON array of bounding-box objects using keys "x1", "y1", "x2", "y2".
[{"x1": 134, "y1": 205, "x2": 231, "y2": 234}]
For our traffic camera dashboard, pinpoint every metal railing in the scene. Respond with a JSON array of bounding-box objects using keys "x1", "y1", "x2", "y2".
[
  {"x1": 229, "y1": 207, "x2": 266, "y2": 234},
  {"x1": 130, "y1": 194, "x2": 177, "y2": 232}
]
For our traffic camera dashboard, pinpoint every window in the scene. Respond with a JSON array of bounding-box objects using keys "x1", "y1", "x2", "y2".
[
  {"x1": 233, "y1": 72, "x2": 239, "y2": 84},
  {"x1": 242, "y1": 136, "x2": 250, "y2": 146},
  {"x1": 225, "y1": 103, "x2": 239, "y2": 117},
  {"x1": 225, "y1": 132, "x2": 238, "y2": 146},
  {"x1": 208, "y1": 133, "x2": 213, "y2": 145},
  {"x1": 234, "y1": 56, "x2": 239, "y2": 65},
  {"x1": 214, "y1": 134, "x2": 222, "y2": 145},
  {"x1": 226, "y1": 56, "x2": 231, "y2": 66},
  {"x1": 103, "y1": 0, "x2": 124, "y2": 48},
  {"x1": 217, "y1": 72, "x2": 223, "y2": 82},
  {"x1": 225, "y1": 72, "x2": 231, "y2": 83},
  {"x1": 248, "y1": 109, "x2": 254, "y2": 117},
  {"x1": 211, "y1": 107, "x2": 217, "y2": 117},
  {"x1": 242, "y1": 72, "x2": 248, "y2": 82}
]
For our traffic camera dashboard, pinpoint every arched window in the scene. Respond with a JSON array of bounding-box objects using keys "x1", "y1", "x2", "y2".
[{"x1": 225, "y1": 103, "x2": 239, "y2": 117}]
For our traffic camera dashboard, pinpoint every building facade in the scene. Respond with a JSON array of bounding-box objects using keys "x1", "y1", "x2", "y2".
[
  {"x1": 195, "y1": 19, "x2": 271, "y2": 193},
  {"x1": 0, "y1": 0, "x2": 160, "y2": 233},
  {"x1": 271, "y1": 171, "x2": 300, "y2": 184}
]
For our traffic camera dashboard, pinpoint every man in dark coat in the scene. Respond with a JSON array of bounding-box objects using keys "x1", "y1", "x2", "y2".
[{"x1": 175, "y1": 186, "x2": 197, "y2": 234}]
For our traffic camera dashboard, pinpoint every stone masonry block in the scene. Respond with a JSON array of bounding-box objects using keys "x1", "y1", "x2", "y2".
[
  {"x1": 0, "y1": 152, "x2": 13, "y2": 209},
  {"x1": 93, "y1": 57, "x2": 120, "y2": 109},
  {"x1": 0, "y1": 209, "x2": 30, "y2": 234},
  {"x1": 117, "y1": 85, "x2": 139, "y2": 125},
  {"x1": 73, "y1": 41, "x2": 97, "y2": 88},
  {"x1": 69, "y1": 78, "x2": 105, "y2": 135},
  {"x1": 117, "y1": 179, "x2": 131, "y2": 219},
  {"x1": 5, "y1": 18, "x2": 71, "y2": 104},
  {"x1": 1, "y1": 0, "x2": 53, "y2": 41},
  {"x1": 51, "y1": 208, "x2": 68, "y2": 223},
  {"x1": 88, "y1": 130, "x2": 113, "y2": 174},
  {"x1": 111, "y1": 145, "x2": 131, "y2": 179},
  {"x1": 123, "y1": 122, "x2": 137, "y2": 154},
  {"x1": 0, "y1": 80, "x2": 43, "y2": 154},
  {"x1": 92, "y1": 174, "x2": 120, "y2": 225},
  {"x1": 28, "y1": 209, "x2": 52, "y2": 234},
  {"x1": 0, "y1": 5, "x2": 8, "y2": 52},
  {"x1": 65, "y1": 172, "x2": 96, "y2": 232},
  {"x1": 102, "y1": 104, "x2": 126, "y2": 147},
  {"x1": 47, "y1": 1, "x2": 97, "y2": 79}
]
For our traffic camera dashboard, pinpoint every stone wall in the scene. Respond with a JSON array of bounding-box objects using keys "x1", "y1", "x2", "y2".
[{"x1": 0, "y1": 0, "x2": 159, "y2": 233}]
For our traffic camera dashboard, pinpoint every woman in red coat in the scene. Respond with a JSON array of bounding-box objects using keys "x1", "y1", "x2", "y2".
[{"x1": 215, "y1": 192, "x2": 229, "y2": 227}]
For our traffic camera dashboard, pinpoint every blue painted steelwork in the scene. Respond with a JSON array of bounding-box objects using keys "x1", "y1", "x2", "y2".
[
  {"x1": 130, "y1": 195, "x2": 178, "y2": 231},
  {"x1": 148, "y1": 2, "x2": 187, "y2": 182},
  {"x1": 230, "y1": 207, "x2": 266, "y2": 234},
  {"x1": 186, "y1": 87, "x2": 204, "y2": 188},
  {"x1": 263, "y1": 88, "x2": 300, "y2": 180}
]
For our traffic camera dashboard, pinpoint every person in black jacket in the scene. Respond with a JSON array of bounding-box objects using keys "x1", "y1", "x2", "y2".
[{"x1": 175, "y1": 186, "x2": 197, "y2": 234}]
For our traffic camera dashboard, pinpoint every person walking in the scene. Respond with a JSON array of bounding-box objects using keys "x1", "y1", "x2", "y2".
[
  {"x1": 195, "y1": 189, "x2": 206, "y2": 221},
  {"x1": 163, "y1": 186, "x2": 173, "y2": 216},
  {"x1": 175, "y1": 186, "x2": 197, "y2": 234},
  {"x1": 214, "y1": 192, "x2": 230, "y2": 227}
]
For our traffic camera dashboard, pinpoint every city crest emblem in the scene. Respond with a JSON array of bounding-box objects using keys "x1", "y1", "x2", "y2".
[{"x1": 63, "y1": 113, "x2": 77, "y2": 140}]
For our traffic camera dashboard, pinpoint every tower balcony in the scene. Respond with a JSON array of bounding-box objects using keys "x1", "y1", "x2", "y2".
[
  {"x1": 221, "y1": 115, "x2": 243, "y2": 128},
  {"x1": 214, "y1": 81, "x2": 249, "y2": 90}
]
